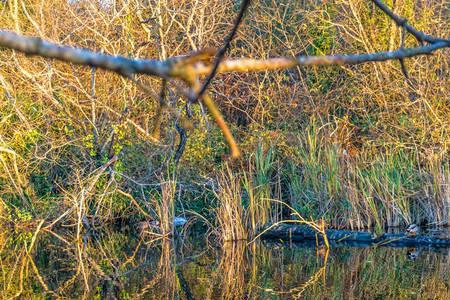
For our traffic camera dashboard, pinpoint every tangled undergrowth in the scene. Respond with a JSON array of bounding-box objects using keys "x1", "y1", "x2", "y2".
[{"x1": 0, "y1": 0, "x2": 449, "y2": 242}]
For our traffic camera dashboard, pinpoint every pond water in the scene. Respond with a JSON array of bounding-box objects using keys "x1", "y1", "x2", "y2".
[{"x1": 1, "y1": 228, "x2": 449, "y2": 299}]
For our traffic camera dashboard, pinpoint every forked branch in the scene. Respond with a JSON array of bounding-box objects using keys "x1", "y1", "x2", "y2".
[
  {"x1": 371, "y1": 0, "x2": 448, "y2": 44},
  {"x1": 1, "y1": 31, "x2": 446, "y2": 80}
]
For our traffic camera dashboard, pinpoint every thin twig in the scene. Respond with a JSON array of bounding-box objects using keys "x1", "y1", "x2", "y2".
[
  {"x1": 186, "y1": 0, "x2": 251, "y2": 158},
  {"x1": 194, "y1": 0, "x2": 252, "y2": 101}
]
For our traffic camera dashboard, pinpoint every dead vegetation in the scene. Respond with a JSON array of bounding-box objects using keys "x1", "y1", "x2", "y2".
[{"x1": 0, "y1": 0, "x2": 448, "y2": 244}]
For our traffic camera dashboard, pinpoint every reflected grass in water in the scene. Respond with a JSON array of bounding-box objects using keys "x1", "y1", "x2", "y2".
[{"x1": 1, "y1": 228, "x2": 449, "y2": 299}]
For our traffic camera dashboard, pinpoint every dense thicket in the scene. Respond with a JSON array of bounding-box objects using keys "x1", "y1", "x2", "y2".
[{"x1": 0, "y1": 0, "x2": 449, "y2": 232}]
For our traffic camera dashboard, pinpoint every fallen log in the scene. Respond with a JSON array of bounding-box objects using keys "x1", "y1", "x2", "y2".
[{"x1": 261, "y1": 224, "x2": 450, "y2": 247}]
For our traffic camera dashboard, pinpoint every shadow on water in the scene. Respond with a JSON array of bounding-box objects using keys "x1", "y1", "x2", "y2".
[{"x1": 1, "y1": 227, "x2": 449, "y2": 299}]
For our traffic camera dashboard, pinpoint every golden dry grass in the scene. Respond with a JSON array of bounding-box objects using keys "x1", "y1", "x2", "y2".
[{"x1": 0, "y1": 0, "x2": 448, "y2": 235}]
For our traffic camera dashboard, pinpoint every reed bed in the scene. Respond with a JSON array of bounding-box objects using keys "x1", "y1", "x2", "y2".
[
  {"x1": 286, "y1": 122, "x2": 450, "y2": 231},
  {"x1": 153, "y1": 179, "x2": 177, "y2": 237},
  {"x1": 214, "y1": 164, "x2": 247, "y2": 242}
]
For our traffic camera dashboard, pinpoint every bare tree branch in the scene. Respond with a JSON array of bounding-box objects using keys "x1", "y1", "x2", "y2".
[
  {"x1": 0, "y1": 30, "x2": 174, "y2": 78},
  {"x1": 1, "y1": 30, "x2": 447, "y2": 80},
  {"x1": 371, "y1": 0, "x2": 447, "y2": 44},
  {"x1": 189, "y1": 42, "x2": 448, "y2": 75}
]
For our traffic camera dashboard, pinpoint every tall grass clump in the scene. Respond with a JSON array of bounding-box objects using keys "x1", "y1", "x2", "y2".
[
  {"x1": 243, "y1": 144, "x2": 282, "y2": 233},
  {"x1": 288, "y1": 122, "x2": 344, "y2": 218},
  {"x1": 423, "y1": 156, "x2": 450, "y2": 226},
  {"x1": 287, "y1": 119, "x2": 449, "y2": 230},
  {"x1": 214, "y1": 164, "x2": 247, "y2": 242},
  {"x1": 152, "y1": 178, "x2": 177, "y2": 236}
]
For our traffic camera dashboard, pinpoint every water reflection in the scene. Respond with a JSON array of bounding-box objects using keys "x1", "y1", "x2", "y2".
[{"x1": 1, "y1": 228, "x2": 449, "y2": 299}]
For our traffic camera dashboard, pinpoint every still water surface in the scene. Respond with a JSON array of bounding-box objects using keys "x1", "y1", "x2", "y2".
[{"x1": 2, "y1": 228, "x2": 449, "y2": 299}]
